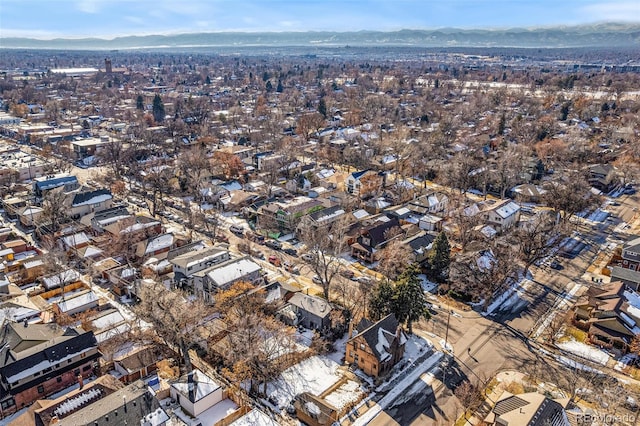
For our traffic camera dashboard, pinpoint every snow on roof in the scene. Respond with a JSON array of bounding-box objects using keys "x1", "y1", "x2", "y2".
[
  {"x1": 206, "y1": 258, "x2": 261, "y2": 288},
  {"x1": 229, "y1": 409, "x2": 279, "y2": 426},
  {"x1": 375, "y1": 327, "x2": 395, "y2": 362},
  {"x1": 624, "y1": 290, "x2": 640, "y2": 321},
  {"x1": 352, "y1": 209, "x2": 370, "y2": 220},
  {"x1": 72, "y1": 192, "x2": 112, "y2": 207},
  {"x1": 56, "y1": 291, "x2": 99, "y2": 313},
  {"x1": 172, "y1": 369, "x2": 221, "y2": 402},
  {"x1": 42, "y1": 269, "x2": 81, "y2": 290},
  {"x1": 476, "y1": 251, "x2": 496, "y2": 271},
  {"x1": 146, "y1": 234, "x2": 174, "y2": 254},
  {"x1": 95, "y1": 323, "x2": 131, "y2": 344},
  {"x1": 143, "y1": 407, "x2": 170, "y2": 426},
  {"x1": 91, "y1": 310, "x2": 126, "y2": 331},
  {"x1": 267, "y1": 355, "x2": 342, "y2": 409},
  {"x1": 494, "y1": 201, "x2": 521, "y2": 219},
  {"x1": 324, "y1": 380, "x2": 364, "y2": 411},
  {"x1": 6, "y1": 346, "x2": 95, "y2": 383},
  {"x1": 62, "y1": 232, "x2": 91, "y2": 248}
]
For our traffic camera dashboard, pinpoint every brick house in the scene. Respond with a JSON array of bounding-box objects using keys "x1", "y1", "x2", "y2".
[
  {"x1": 572, "y1": 281, "x2": 640, "y2": 352},
  {"x1": 0, "y1": 323, "x2": 100, "y2": 418},
  {"x1": 345, "y1": 314, "x2": 407, "y2": 378}
]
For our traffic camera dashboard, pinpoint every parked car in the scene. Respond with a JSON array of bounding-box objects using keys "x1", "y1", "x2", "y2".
[
  {"x1": 265, "y1": 240, "x2": 283, "y2": 250},
  {"x1": 283, "y1": 248, "x2": 297, "y2": 256},
  {"x1": 268, "y1": 255, "x2": 281, "y2": 267},
  {"x1": 247, "y1": 232, "x2": 265, "y2": 244},
  {"x1": 301, "y1": 253, "x2": 316, "y2": 263},
  {"x1": 550, "y1": 261, "x2": 563, "y2": 270},
  {"x1": 215, "y1": 234, "x2": 229, "y2": 243},
  {"x1": 283, "y1": 261, "x2": 300, "y2": 274},
  {"x1": 355, "y1": 275, "x2": 373, "y2": 285},
  {"x1": 339, "y1": 269, "x2": 355, "y2": 280},
  {"x1": 229, "y1": 224, "x2": 245, "y2": 235},
  {"x1": 312, "y1": 275, "x2": 322, "y2": 284}
]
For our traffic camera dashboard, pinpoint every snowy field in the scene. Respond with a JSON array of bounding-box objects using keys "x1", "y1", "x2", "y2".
[
  {"x1": 266, "y1": 355, "x2": 342, "y2": 409},
  {"x1": 556, "y1": 340, "x2": 610, "y2": 366}
]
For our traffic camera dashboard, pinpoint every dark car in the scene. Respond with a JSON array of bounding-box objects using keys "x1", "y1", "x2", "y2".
[
  {"x1": 265, "y1": 240, "x2": 283, "y2": 250},
  {"x1": 550, "y1": 261, "x2": 563, "y2": 270},
  {"x1": 339, "y1": 269, "x2": 355, "y2": 280},
  {"x1": 283, "y1": 248, "x2": 297, "y2": 256}
]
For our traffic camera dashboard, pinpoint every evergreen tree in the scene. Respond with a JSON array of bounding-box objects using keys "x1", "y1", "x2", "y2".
[
  {"x1": 392, "y1": 264, "x2": 430, "y2": 334},
  {"x1": 368, "y1": 280, "x2": 394, "y2": 321},
  {"x1": 276, "y1": 80, "x2": 284, "y2": 93},
  {"x1": 205, "y1": 75, "x2": 211, "y2": 85},
  {"x1": 265, "y1": 80, "x2": 273, "y2": 93},
  {"x1": 152, "y1": 94, "x2": 165, "y2": 122},
  {"x1": 136, "y1": 94, "x2": 144, "y2": 110},
  {"x1": 429, "y1": 232, "x2": 451, "y2": 282},
  {"x1": 318, "y1": 97, "x2": 327, "y2": 118}
]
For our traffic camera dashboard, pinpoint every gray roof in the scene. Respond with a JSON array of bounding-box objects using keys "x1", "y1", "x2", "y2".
[
  {"x1": 611, "y1": 266, "x2": 640, "y2": 284},
  {"x1": 288, "y1": 293, "x2": 332, "y2": 319}
]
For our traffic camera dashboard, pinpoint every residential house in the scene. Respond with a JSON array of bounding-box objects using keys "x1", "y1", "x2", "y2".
[
  {"x1": 197, "y1": 256, "x2": 263, "y2": 301},
  {"x1": 52, "y1": 290, "x2": 100, "y2": 317},
  {"x1": 32, "y1": 174, "x2": 79, "y2": 198},
  {"x1": 350, "y1": 217, "x2": 402, "y2": 263},
  {"x1": 345, "y1": 170, "x2": 384, "y2": 198},
  {"x1": 170, "y1": 369, "x2": 224, "y2": 417},
  {"x1": 70, "y1": 188, "x2": 113, "y2": 218},
  {"x1": 135, "y1": 233, "x2": 175, "y2": 261},
  {"x1": 70, "y1": 136, "x2": 116, "y2": 162},
  {"x1": 258, "y1": 196, "x2": 327, "y2": 233},
  {"x1": 169, "y1": 245, "x2": 231, "y2": 287},
  {"x1": 32, "y1": 378, "x2": 168, "y2": 426},
  {"x1": 88, "y1": 205, "x2": 133, "y2": 234},
  {"x1": 484, "y1": 391, "x2": 570, "y2": 426},
  {"x1": 407, "y1": 192, "x2": 449, "y2": 215},
  {"x1": 404, "y1": 232, "x2": 436, "y2": 266},
  {"x1": 279, "y1": 293, "x2": 333, "y2": 331},
  {"x1": 588, "y1": 163, "x2": 618, "y2": 192},
  {"x1": 0, "y1": 323, "x2": 100, "y2": 418},
  {"x1": 17, "y1": 206, "x2": 43, "y2": 228},
  {"x1": 609, "y1": 237, "x2": 640, "y2": 291},
  {"x1": 345, "y1": 314, "x2": 407, "y2": 378},
  {"x1": 482, "y1": 199, "x2": 521, "y2": 232},
  {"x1": 112, "y1": 345, "x2": 159, "y2": 384},
  {"x1": 572, "y1": 281, "x2": 640, "y2": 352}
]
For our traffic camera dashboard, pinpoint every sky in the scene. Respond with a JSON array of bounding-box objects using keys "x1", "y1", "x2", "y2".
[{"x1": 1, "y1": 0, "x2": 639, "y2": 39}]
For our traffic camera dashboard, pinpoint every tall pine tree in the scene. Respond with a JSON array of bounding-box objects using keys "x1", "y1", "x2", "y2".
[
  {"x1": 392, "y1": 263, "x2": 430, "y2": 334},
  {"x1": 368, "y1": 280, "x2": 394, "y2": 321},
  {"x1": 429, "y1": 232, "x2": 451, "y2": 283},
  {"x1": 152, "y1": 94, "x2": 165, "y2": 123}
]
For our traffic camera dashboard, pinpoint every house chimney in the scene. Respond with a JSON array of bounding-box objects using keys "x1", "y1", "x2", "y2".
[
  {"x1": 77, "y1": 374, "x2": 84, "y2": 390},
  {"x1": 187, "y1": 370, "x2": 196, "y2": 403},
  {"x1": 123, "y1": 395, "x2": 127, "y2": 413},
  {"x1": 23, "y1": 318, "x2": 28, "y2": 327}
]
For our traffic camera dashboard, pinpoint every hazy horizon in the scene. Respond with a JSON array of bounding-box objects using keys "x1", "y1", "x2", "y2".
[{"x1": 1, "y1": 0, "x2": 639, "y2": 40}]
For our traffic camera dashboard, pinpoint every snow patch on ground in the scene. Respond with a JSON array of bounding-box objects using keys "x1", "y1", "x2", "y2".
[
  {"x1": 483, "y1": 276, "x2": 533, "y2": 316},
  {"x1": 266, "y1": 355, "x2": 342, "y2": 410},
  {"x1": 615, "y1": 354, "x2": 638, "y2": 372},
  {"x1": 556, "y1": 340, "x2": 610, "y2": 366},
  {"x1": 419, "y1": 274, "x2": 438, "y2": 293},
  {"x1": 349, "y1": 352, "x2": 443, "y2": 426}
]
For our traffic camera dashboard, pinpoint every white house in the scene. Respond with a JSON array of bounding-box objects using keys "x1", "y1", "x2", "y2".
[
  {"x1": 170, "y1": 369, "x2": 224, "y2": 417},
  {"x1": 483, "y1": 200, "x2": 521, "y2": 231}
]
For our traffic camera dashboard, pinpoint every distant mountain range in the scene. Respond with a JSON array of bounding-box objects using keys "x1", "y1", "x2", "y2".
[{"x1": 2, "y1": 23, "x2": 639, "y2": 50}]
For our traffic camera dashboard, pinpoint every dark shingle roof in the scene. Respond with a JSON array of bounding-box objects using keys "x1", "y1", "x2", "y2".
[
  {"x1": 71, "y1": 188, "x2": 112, "y2": 207},
  {"x1": 351, "y1": 314, "x2": 400, "y2": 362}
]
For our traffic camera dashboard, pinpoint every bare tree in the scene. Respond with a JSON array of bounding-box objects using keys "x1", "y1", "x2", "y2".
[
  {"x1": 512, "y1": 212, "x2": 569, "y2": 277},
  {"x1": 40, "y1": 187, "x2": 69, "y2": 233},
  {"x1": 134, "y1": 279, "x2": 216, "y2": 367},
  {"x1": 297, "y1": 216, "x2": 350, "y2": 300},
  {"x1": 541, "y1": 170, "x2": 599, "y2": 223}
]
